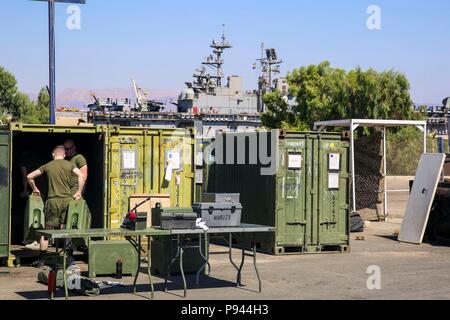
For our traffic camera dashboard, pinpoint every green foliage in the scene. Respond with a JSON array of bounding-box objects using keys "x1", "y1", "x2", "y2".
[
  {"x1": 386, "y1": 127, "x2": 424, "y2": 176},
  {"x1": 0, "y1": 66, "x2": 49, "y2": 124},
  {"x1": 35, "y1": 87, "x2": 50, "y2": 124},
  {"x1": 0, "y1": 66, "x2": 21, "y2": 117},
  {"x1": 262, "y1": 61, "x2": 415, "y2": 130}
]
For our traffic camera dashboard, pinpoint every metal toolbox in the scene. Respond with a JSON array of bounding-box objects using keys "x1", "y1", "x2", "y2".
[
  {"x1": 192, "y1": 202, "x2": 242, "y2": 227},
  {"x1": 88, "y1": 240, "x2": 137, "y2": 278},
  {"x1": 160, "y1": 210, "x2": 198, "y2": 230},
  {"x1": 202, "y1": 193, "x2": 240, "y2": 203}
]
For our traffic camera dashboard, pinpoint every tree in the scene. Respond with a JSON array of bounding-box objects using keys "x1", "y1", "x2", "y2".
[
  {"x1": 0, "y1": 66, "x2": 21, "y2": 118},
  {"x1": 35, "y1": 87, "x2": 50, "y2": 124},
  {"x1": 262, "y1": 61, "x2": 416, "y2": 130},
  {"x1": 0, "y1": 66, "x2": 49, "y2": 124}
]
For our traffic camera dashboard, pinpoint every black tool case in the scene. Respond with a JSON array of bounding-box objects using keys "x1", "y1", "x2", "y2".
[{"x1": 160, "y1": 211, "x2": 198, "y2": 230}]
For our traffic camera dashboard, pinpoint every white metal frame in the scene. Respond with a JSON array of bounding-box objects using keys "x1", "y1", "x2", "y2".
[{"x1": 314, "y1": 119, "x2": 427, "y2": 220}]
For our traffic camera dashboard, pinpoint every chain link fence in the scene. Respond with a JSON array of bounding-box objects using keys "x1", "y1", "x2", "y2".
[{"x1": 354, "y1": 128, "x2": 447, "y2": 221}]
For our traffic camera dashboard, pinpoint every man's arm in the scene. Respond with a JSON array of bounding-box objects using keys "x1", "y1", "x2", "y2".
[
  {"x1": 80, "y1": 165, "x2": 88, "y2": 193},
  {"x1": 72, "y1": 167, "x2": 85, "y2": 200},
  {"x1": 27, "y1": 170, "x2": 43, "y2": 196}
]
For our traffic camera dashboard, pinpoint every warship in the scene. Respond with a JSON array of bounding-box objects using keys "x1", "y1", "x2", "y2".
[{"x1": 84, "y1": 31, "x2": 291, "y2": 138}]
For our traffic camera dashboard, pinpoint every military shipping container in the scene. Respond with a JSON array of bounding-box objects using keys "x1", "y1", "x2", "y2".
[
  {"x1": 207, "y1": 130, "x2": 350, "y2": 255},
  {"x1": 0, "y1": 123, "x2": 197, "y2": 266}
]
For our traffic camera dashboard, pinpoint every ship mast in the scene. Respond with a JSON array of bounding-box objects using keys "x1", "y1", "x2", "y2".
[
  {"x1": 257, "y1": 43, "x2": 284, "y2": 112},
  {"x1": 187, "y1": 26, "x2": 233, "y2": 94}
]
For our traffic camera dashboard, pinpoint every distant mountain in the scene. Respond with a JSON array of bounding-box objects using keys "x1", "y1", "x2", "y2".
[{"x1": 28, "y1": 88, "x2": 179, "y2": 109}]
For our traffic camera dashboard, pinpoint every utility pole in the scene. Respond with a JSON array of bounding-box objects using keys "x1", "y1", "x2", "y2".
[{"x1": 32, "y1": 0, "x2": 86, "y2": 124}]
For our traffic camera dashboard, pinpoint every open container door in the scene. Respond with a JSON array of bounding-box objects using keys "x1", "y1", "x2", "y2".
[{"x1": 0, "y1": 130, "x2": 12, "y2": 265}]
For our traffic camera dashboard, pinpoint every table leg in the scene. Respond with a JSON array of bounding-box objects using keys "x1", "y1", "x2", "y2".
[
  {"x1": 228, "y1": 233, "x2": 239, "y2": 272},
  {"x1": 63, "y1": 240, "x2": 68, "y2": 300},
  {"x1": 179, "y1": 238, "x2": 186, "y2": 298},
  {"x1": 252, "y1": 241, "x2": 262, "y2": 293},
  {"x1": 50, "y1": 239, "x2": 60, "y2": 300},
  {"x1": 165, "y1": 236, "x2": 181, "y2": 292},
  {"x1": 237, "y1": 232, "x2": 245, "y2": 287},
  {"x1": 196, "y1": 233, "x2": 211, "y2": 286},
  {"x1": 147, "y1": 236, "x2": 155, "y2": 299},
  {"x1": 132, "y1": 236, "x2": 141, "y2": 294},
  {"x1": 205, "y1": 234, "x2": 211, "y2": 275}
]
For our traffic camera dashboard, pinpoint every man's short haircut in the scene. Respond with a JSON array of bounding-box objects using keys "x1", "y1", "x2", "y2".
[
  {"x1": 64, "y1": 139, "x2": 75, "y2": 146},
  {"x1": 53, "y1": 145, "x2": 66, "y2": 156}
]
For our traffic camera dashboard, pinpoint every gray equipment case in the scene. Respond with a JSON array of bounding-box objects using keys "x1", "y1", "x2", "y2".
[
  {"x1": 202, "y1": 193, "x2": 240, "y2": 203},
  {"x1": 193, "y1": 202, "x2": 243, "y2": 227}
]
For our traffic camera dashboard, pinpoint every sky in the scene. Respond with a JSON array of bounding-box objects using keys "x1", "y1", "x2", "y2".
[{"x1": 0, "y1": 0, "x2": 450, "y2": 104}]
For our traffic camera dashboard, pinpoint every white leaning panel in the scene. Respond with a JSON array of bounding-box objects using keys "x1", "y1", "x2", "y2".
[{"x1": 398, "y1": 154, "x2": 446, "y2": 244}]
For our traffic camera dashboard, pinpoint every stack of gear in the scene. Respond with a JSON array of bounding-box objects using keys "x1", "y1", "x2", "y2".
[
  {"x1": 38, "y1": 269, "x2": 101, "y2": 297},
  {"x1": 151, "y1": 203, "x2": 207, "y2": 276}
]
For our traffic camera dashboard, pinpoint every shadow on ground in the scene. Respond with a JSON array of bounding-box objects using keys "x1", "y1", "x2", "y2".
[
  {"x1": 375, "y1": 234, "x2": 450, "y2": 248},
  {"x1": 15, "y1": 275, "x2": 240, "y2": 300}
]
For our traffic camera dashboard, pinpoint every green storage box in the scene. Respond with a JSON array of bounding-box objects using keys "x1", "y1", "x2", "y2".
[
  {"x1": 151, "y1": 236, "x2": 207, "y2": 276},
  {"x1": 66, "y1": 200, "x2": 91, "y2": 230},
  {"x1": 24, "y1": 195, "x2": 45, "y2": 242},
  {"x1": 88, "y1": 240, "x2": 138, "y2": 278}
]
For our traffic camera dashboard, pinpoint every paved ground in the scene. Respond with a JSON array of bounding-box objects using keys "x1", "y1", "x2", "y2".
[{"x1": 1, "y1": 220, "x2": 450, "y2": 300}]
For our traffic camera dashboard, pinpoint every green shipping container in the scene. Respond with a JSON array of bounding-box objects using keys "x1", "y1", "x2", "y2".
[
  {"x1": 0, "y1": 130, "x2": 11, "y2": 265},
  {"x1": 0, "y1": 123, "x2": 196, "y2": 265},
  {"x1": 208, "y1": 130, "x2": 350, "y2": 255}
]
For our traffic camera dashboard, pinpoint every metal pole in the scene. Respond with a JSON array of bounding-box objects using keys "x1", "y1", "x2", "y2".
[
  {"x1": 383, "y1": 127, "x2": 388, "y2": 221},
  {"x1": 423, "y1": 124, "x2": 427, "y2": 154},
  {"x1": 350, "y1": 122, "x2": 357, "y2": 213},
  {"x1": 48, "y1": 0, "x2": 56, "y2": 124}
]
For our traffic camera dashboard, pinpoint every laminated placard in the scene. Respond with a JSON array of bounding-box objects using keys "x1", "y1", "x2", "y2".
[
  {"x1": 122, "y1": 150, "x2": 137, "y2": 170},
  {"x1": 329, "y1": 154, "x2": 341, "y2": 171},
  {"x1": 288, "y1": 153, "x2": 302, "y2": 170},
  {"x1": 328, "y1": 172, "x2": 340, "y2": 189}
]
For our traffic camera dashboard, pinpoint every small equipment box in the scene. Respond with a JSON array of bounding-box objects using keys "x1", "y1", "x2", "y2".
[{"x1": 192, "y1": 202, "x2": 243, "y2": 227}]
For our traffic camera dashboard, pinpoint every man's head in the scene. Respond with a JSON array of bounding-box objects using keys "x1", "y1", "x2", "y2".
[
  {"x1": 52, "y1": 146, "x2": 66, "y2": 160},
  {"x1": 63, "y1": 139, "x2": 77, "y2": 157}
]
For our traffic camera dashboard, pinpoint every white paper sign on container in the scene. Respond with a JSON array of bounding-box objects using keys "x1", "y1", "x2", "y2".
[{"x1": 288, "y1": 153, "x2": 302, "y2": 170}]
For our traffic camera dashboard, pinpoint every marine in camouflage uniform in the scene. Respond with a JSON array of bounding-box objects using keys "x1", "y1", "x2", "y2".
[
  {"x1": 27, "y1": 146, "x2": 85, "y2": 266},
  {"x1": 64, "y1": 140, "x2": 91, "y2": 246}
]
